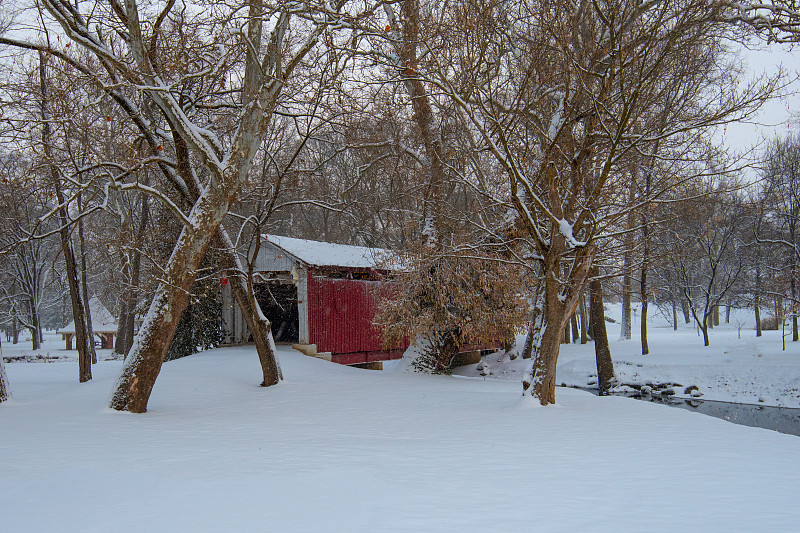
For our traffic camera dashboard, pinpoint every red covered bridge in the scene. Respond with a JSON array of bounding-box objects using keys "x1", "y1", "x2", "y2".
[{"x1": 221, "y1": 235, "x2": 407, "y2": 367}]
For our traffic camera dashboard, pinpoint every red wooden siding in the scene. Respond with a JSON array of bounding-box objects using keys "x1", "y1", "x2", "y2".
[{"x1": 307, "y1": 272, "x2": 404, "y2": 356}]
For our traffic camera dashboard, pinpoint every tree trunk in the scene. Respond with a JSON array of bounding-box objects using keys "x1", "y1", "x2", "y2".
[
  {"x1": 78, "y1": 199, "x2": 97, "y2": 364},
  {"x1": 579, "y1": 294, "x2": 589, "y2": 344},
  {"x1": 755, "y1": 303, "x2": 762, "y2": 337},
  {"x1": 725, "y1": 305, "x2": 731, "y2": 324},
  {"x1": 701, "y1": 319, "x2": 710, "y2": 346},
  {"x1": 620, "y1": 271, "x2": 632, "y2": 340},
  {"x1": 523, "y1": 305, "x2": 562, "y2": 405},
  {"x1": 563, "y1": 321, "x2": 571, "y2": 344},
  {"x1": 0, "y1": 345, "x2": 9, "y2": 403},
  {"x1": 109, "y1": 218, "x2": 219, "y2": 412},
  {"x1": 681, "y1": 298, "x2": 691, "y2": 324},
  {"x1": 12, "y1": 316, "x2": 18, "y2": 344},
  {"x1": 640, "y1": 224, "x2": 650, "y2": 355},
  {"x1": 39, "y1": 52, "x2": 91, "y2": 382},
  {"x1": 571, "y1": 313, "x2": 579, "y2": 343},
  {"x1": 755, "y1": 265, "x2": 762, "y2": 337},
  {"x1": 521, "y1": 307, "x2": 540, "y2": 360},
  {"x1": 219, "y1": 229, "x2": 282, "y2": 386},
  {"x1": 109, "y1": 142, "x2": 264, "y2": 411},
  {"x1": 523, "y1": 244, "x2": 595, "y2": 405},
  {"x1": 672, "y1": 299, "x2": 678, "y2": 331},
  {"x1": 792, "y1": 224, "x2": 798, "y2": 342},
  {"x1": 713, "y1": 305, "x2": 720, "y2": 327},
  {"x1": 620, "y1": 179, "x2": 635, "y2": 340},
  {"x1": 590, "y1": 268, "x2": 615, "y2": 394},
  {"x1": 117, "y1": 195, "x2": 149, "y2": 357},
  {"x1": 792, "y1": 271, "x2": 798, "y2": 342},
  {"x1": 28, "y1": 298, "x2": 41, "y2": 350},
  {"x1": 115, "y1": 300, "x2": 129, "y2": 355}
]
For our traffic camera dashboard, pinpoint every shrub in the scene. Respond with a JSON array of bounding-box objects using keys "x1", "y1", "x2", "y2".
[{"x1": 760, "y1": 316, "x2": 779, "y2": 331}]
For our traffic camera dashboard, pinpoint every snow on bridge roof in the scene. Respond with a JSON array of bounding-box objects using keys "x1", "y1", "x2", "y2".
[{"x1": 263, "y1": 234, "x2": 402, "y2": 270}]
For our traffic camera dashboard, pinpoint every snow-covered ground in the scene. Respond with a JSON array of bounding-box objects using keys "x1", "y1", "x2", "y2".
[
  {"x1": 1, "y1": 330, "x2": 799, "y2": 532},
  {"x1": 456, "y1": 305, "x2": 800, "y2": 408}
]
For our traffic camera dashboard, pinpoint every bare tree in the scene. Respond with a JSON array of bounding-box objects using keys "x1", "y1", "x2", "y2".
[
  {"x1": 759, "y1": 134, "x2": 800, "y2": 341},
  {"x1": 665, "y1": 187, "x2": 747, "y2": 346},
  {"x1": 393, "y1": 0, "x2": 769, "y2": 403}
]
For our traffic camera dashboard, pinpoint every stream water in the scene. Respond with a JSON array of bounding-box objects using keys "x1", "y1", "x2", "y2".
[{"x1": 572, "y1": 388, "x2": 800, "y2": 437}]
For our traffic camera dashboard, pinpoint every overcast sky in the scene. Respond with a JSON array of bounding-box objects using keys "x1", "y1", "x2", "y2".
[{"x1": 723, "y1": 39, "x2": 800, "y2": 161}]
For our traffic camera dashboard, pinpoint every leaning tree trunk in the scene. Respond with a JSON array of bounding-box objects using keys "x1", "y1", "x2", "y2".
[
  {"x1": 590, "y1": 267, "x2": 616, "y2": 394},
  {"x1": 39, "y1": 53, "x2": 91, "y2": 381},
  {"x1": 109, "y1": 188, "x2": 233, "y2": 412},
  {"x1": 0, "y1": 344, "x2": 10, "y2": 403},
  {"x1": 218, "y1": 228, "x2": 282, "y2": 387}
]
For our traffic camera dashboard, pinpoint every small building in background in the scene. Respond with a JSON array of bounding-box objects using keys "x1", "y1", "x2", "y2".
[
  {"x1": 58, "y1": 296, "x2": 118, "y2": 350},
  {"x1": 221, "y1": 235, "x2": 408, "y2": 367}
]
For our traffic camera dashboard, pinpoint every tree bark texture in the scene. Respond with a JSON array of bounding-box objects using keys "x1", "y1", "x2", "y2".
[
  {"x1": 523, "y1": 243, "x2": 595, "y2": 405},
  {"x1": 590, "y1": 268, "x2": 615, "y2": 394},
  {"x1": 109, "y1": 192, "x2": 232, "y2": 412}
]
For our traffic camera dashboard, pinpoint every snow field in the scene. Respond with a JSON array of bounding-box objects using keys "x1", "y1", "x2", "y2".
[{"x1": 1, "y1": 341, "x2": 799, "y2": 532}]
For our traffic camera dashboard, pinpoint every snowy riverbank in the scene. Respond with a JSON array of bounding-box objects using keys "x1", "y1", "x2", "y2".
[{"x1": 455, "y1": 305, "x2": 800, "y2": 408}]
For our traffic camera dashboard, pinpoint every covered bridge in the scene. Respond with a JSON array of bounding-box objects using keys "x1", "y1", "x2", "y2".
[{"x1": 222, "y1": 235, "x2": 408, "y2": 367}]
